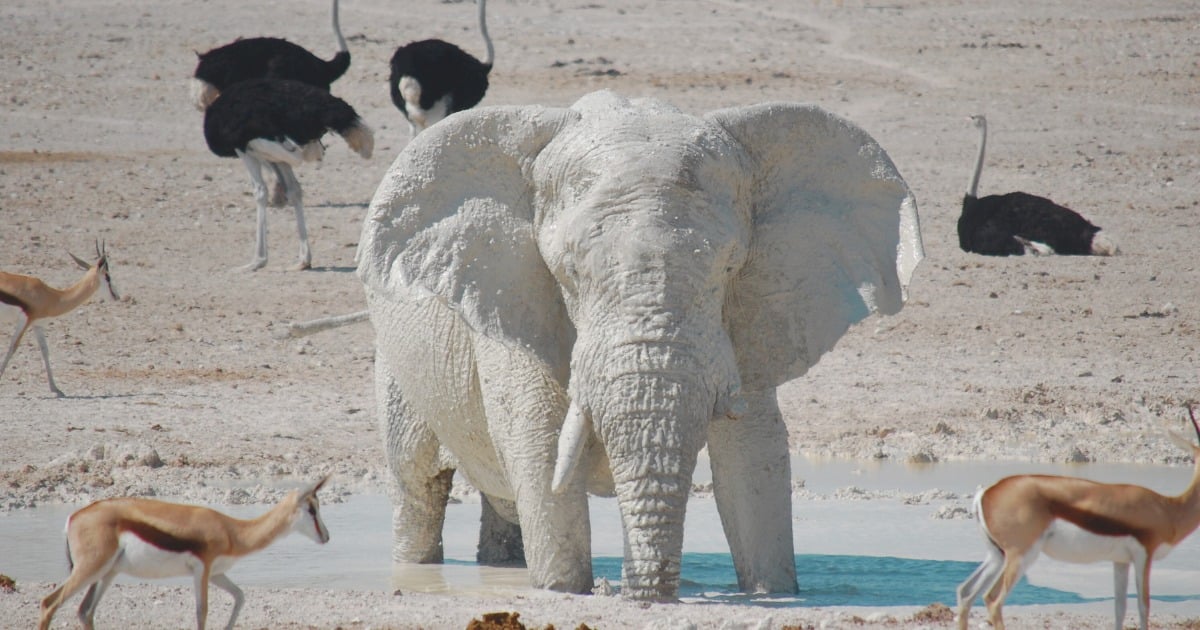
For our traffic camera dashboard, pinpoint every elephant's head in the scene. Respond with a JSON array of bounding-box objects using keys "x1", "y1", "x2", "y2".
[{"x1": 358, "y1": 90, "x2": 922, "y2": 599}]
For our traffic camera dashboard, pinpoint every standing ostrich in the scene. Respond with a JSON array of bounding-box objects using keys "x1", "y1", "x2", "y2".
[
  {"x1": 191, "y1": 0, "x2": 351, "y2": 111},
  {"x1": 389, "y1": 0, "x2": 494, "y2": 136},
  {"x1": 203, "y1": 78, "x2": 373, "y2": 271},
  {"x1": 958, "y1": 114, "x2": 1118, "y2": 256}
]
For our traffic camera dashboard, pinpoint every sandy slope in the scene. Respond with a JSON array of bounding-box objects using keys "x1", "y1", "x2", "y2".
[{"x1": 2, "y1": 0, "x2": 1198, "y2": 627}]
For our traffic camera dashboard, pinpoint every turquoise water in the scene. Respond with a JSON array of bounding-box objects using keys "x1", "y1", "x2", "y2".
[
  {"x1": 602, "y1": 554, "x2": 1200, "y2": 607},
  {"x1": 585, "y1": 554, "x2": 1093, "y2": 607},
  {"x1": 436, "y1": 553, "x2": 1200, "y2": 608}
]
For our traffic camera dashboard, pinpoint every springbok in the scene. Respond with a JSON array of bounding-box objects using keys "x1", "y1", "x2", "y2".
[
  {"x1": 0, "y1": 241, "x2": 118, "y2": 397},
  {"x1": 39, "y1": 477, "x2": 331, "y2": 630},
  {"x1": 956, "y1": 407, "x2": 1200, "y2": 630}
]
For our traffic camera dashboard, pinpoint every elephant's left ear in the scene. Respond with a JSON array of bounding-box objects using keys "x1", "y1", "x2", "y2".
[{"x1": 707, "y1": 104, "x2": 924, "y2": 389}]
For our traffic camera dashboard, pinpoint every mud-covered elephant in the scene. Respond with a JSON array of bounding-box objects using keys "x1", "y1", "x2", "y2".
[{"x1": 356, "y1": 90, "x2": 923, "y2": 600}]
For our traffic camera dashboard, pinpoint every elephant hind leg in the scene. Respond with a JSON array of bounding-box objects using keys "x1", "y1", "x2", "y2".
[
  {"x1": 392, "y1": 468, "x2": 454, "y2": 563},
  {"x1": 377, "y1": 356, "x2": 454, "y2": 564},
  {"x1": 477, "y1": 495, "x2": 525, "y2": 567}
]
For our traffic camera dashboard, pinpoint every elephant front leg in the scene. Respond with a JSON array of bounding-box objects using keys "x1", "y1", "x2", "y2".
[
  {"x1": 509, "y1": 468, "x2": 593, "y2": 593},
  {"x1": 490, "y1": 414, "x2": 593, "y2": 593},
  {"x1": 474, "y1": 340, "x2": 594, "y2": 593},
  {"x1": 707, "y1": 388, "x2": 798, "y2": 593},
  {"x1": 377, "y1": 357, "x2": 454, "y2": 563}
]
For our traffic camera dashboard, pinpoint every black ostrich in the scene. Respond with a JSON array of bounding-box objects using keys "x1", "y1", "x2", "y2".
[
  {"x1": 191, "y1": 0, "x2": 351, "y2": 111},
  {"x1": 389, "y1": 0, "x2": 494, "y2": 136},
  {"x1": 959, "y1": 114, "x2": 1117, "y2": 256},
  {"x1": 203, "y1": 78, "x2": 373, "y2": 271}
]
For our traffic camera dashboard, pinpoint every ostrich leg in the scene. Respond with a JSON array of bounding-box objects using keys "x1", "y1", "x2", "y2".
[
  {"x1": 236, "y1": 151, "x2": 270, "y2": 271},
  {"x1": 275, "y1": 163, "x2": 312, "y2": 270}
]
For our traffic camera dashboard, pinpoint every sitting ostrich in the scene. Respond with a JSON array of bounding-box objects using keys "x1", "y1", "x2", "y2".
[
  {"x1": 0, "y1": 242, "x2": 118, "y2": 397},
  {"x1": 389, "y1": 0, "x2": 494, "y2": 136},
  {"x1": 203, "y1": 78, "x2": 373, "y2": 271},
  {"x1": 958, "y1": 114, "x2": 1118, "y2": 256},
  {"x1": 191, "y1": 0, "x2": 351, "y2": 111}
]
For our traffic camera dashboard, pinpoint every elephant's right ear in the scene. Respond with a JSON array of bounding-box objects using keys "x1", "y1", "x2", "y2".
[{"x1": 357, "y1": 106, "x2": 579, "y2": 367}]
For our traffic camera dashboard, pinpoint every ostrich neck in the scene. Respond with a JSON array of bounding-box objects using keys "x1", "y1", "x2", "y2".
[
  {"x1": 969, "y1": 120, "x2": 987, "y2": 198},
  {"x1": 478, "y1": 0, "x2": 494, "y2": 67},
  {"x1": 331, "y1": 0, "x2": 347, "y2": 53}
]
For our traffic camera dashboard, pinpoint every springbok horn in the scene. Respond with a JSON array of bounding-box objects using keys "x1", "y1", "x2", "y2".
[
  {"x1": 1189, "y1": 404, "x2": 1199, "y2": 442},
  {"x1": 68, "y1": 251, "x2": 91, "y2": 270},
  {"x1": 304, "y1": 475, "x2": 330, "y2": 497},
  {"x1": 551, "y1": 401, "x2": 590, "y2": 495}
]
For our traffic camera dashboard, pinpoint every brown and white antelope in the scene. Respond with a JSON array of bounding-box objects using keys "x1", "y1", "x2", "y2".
[
  {"x1": 39, "y1": 477, "x2": 331, "y2": 630},
  {"x1": 0, "y1": 241, "x2": 118, "y2": 397},
  {"x1": 957, "y1": 407, "x2": 1200, "y2": 630}
]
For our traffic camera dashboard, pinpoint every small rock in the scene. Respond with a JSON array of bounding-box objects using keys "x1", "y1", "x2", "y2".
[
  {"x1": 932, "y1": 505, "x2": 972, "y2": 520},
  {"x1": 1065, "y1": 446, "x2": 1091, "y2": 463},
  {"x1": 140, "y1": 449, "x2": 164, "y2": 468},
  {"x1": 592, "y1": 577, "x2": 615, "y2": 596},
  {"x1": 910, "y1": 602, "x2": 955, "y2": 623},
  {"x1": 908, "y1": 452, "x2": 937, "y2": 464}
]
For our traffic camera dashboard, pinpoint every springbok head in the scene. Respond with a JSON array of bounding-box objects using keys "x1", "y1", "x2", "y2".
[{"x1": 69, "y1": 240, "x2": 118, "y2": 301}]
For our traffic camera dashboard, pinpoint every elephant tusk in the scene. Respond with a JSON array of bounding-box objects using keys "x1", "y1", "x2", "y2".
[
  {"x1": 725, "y1": 395, "x2": 748, "y2": 420},
  {"x1": 551, "y1": 401, "x2": 590, "y2": 495},
  {"x1": 716, "y1": 387, "x2": 748, "y2": 420}
]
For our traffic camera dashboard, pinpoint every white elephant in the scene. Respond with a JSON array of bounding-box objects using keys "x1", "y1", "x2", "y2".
[{"x1": 357, "y1": 90, "x2": 923, "y2": 600}]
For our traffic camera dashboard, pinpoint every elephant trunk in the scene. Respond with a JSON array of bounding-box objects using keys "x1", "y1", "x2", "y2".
[
  {"x1": 612, "y1": 465, "x2": 693, "y2": 601},
  {"x1": 588, "y1": 364, "x2": 714, "y2": 601}
]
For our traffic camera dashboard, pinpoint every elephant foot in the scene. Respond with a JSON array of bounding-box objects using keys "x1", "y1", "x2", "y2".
[{"x1": 531, "y1": 572, "x2": 596, "y2": 595}]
